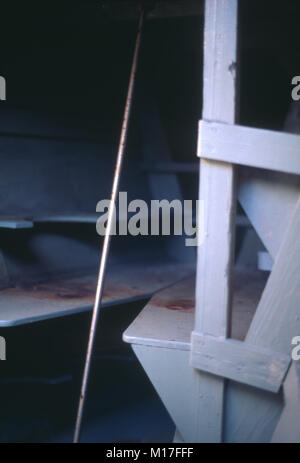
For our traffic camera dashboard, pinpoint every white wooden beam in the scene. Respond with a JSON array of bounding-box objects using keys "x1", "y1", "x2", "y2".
[
  {"x1": 191, "y1": 333, "x2": 290, "y2": 393},
  {"x1": 198, "y1": 121, "x2": 300, "y2": 176},
  {"x1": 191, "y1": 0, "x2": 238, "y2": 442}
]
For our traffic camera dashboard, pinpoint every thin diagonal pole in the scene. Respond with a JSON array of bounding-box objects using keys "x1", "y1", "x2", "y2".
[{"x1": 73, "y1": 9, "x2": 145, "y2": 443}]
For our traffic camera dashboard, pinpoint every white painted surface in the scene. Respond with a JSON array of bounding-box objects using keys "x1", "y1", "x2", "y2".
[{"x1": 198, "y1": 121, "x2": 300, "y2": 176}]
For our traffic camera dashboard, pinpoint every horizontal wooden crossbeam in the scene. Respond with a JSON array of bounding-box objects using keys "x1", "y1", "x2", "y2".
[
  {"x1": 198, "y1": 121, "x2": 300, "y2": 175},
  {"x1": 190, "y1": 332, "x2": 291, "y2": 393}
]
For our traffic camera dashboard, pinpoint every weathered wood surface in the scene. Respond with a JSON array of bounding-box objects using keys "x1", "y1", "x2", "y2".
[
  {"x1": 125, "y1": 268, "x2": 268, "y2": 442},
  {"x1": 124, "y1": 268, "x2": 267, "y2": 350},
  {"x1": 225, "y1": 196, "x2": 300, "y2": 442},
  {"x1": 191, "y1": 0, "x2": 238, "y2": 442},
  {"x1": 124, "y1": 266, "x2": 288, "y2": 395},
  {"x1": 191, "y1": 333, "x2": 290, "y2": 393},
  {"x1": 124, "y1": 276, "x2": 195, "y2": 351},
  {"x1": 0, "y1": 262, "x2": 193, "y2": 327},
  {"x1": 198, "y1": 121, "x2": 300, "y2": 176}
]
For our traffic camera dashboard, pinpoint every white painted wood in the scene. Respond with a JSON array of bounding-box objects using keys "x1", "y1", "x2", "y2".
[
  {"x1": 246, "y1": 197, "x2": 300, "y2": 353},
  {"x1": 225, "y1": 196, "x2": 300, "y2": 442},
  {"x1": 124, "y1": 267, "x2": 267, "y2": 350},
  {"x1": 132, "y1": 344, "x2": 207, "y2": 443},
  {"x1": 191, "y1": 0, "x2": 238, "y2": 442},
  {"x1": 191, "y1": 333, "x2": 290, "y2": 393},
  {"x1": 198, "y1": 121, "x2": 300, "y2": 176},
  {"x1": 124, "y1": 267, "x2": 267, "y2": 442},
  {"x1": 195, "y1": 165, "x2": 236, "y2": 335},
  {"x1": 272, "y1": 362, "x2": 300, "y2": 443},
  {"x1": 123, "y1": 277, "x2": 195, "y2": 351}
]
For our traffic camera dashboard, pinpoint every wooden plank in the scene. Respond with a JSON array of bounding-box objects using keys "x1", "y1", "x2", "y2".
[
  {"x1": 191, "y1": 0, "x2": 238, "y2": 442},
  {"x1": 34, "y1": 211, "x2": 149, "y2": 225},
  {"x1": 198, "y1": 121, "x2": 300, "y2": 176},
  {"x1": 0, "y1": 216, "x2": 33, "y2": 229},
  {"x1": 123, "y1": 276, "x2": 195, "y2": 351},
  {"x1": 246, "y1": 198, "x2": 300, "y2": 356},
  {"x1": 0, "y1": 262, "x2": 193, "y2": 327},
  {"x1": 225, "y1": 195, "x2": 300, "y2": 442},
  {"x1": 191, "y1": 333, "x2": 290, "y2": 393},
  {"x1": 124, "y1": 267, "x2": 267, "y2": 349},
  {"x1": 34, "y1": 213, "x2": 99, "y2": 224},
  {"x1": 124, "y1": 268, "x2": 266, "y2": 442}
]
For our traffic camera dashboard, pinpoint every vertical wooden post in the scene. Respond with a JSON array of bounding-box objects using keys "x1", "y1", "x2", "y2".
[{"x1": 191, "y1": 0, "x2": 238, "y2": 442}]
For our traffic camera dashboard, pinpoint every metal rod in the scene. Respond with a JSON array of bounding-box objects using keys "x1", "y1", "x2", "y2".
[{"x1": 73, "y1": 8, "x2": 145, "y2": 443}]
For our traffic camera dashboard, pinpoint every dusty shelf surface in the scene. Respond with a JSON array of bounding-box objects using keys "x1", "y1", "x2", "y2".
[
  {"x1": 0, "y1": 261, "x2": 194, "y2": 327},
  {"x1": 123, "y1": 267, "x2": 269, "y2": 350}
]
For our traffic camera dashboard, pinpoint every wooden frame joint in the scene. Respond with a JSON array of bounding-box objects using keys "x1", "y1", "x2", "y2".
[
  {"x1": 198, "y1": 120, "x2": 300, "y2": 176},
  {"x1": 190, "y1": 332, "x2": 291, "y2": 393}
]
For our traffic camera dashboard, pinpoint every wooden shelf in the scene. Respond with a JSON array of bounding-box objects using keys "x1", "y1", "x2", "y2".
[
  {"x1": 34, "y1": 213, "x2": 99, "y2": 224},
  {"x1": 0, "y1": 217, "x2": 34, "y2": 229},
  {"x1": 0, "y1": 212, "x2": 250, "y2": 229},
  {"x1": 0, "y1": 261, "x2": 194, "y2": 327},
  {"x1": 0, "y1": 214, "x2": 99, "y2": 228},
  {"x1": 123, "y1": 267, "x2": 268, "y2": 350}
]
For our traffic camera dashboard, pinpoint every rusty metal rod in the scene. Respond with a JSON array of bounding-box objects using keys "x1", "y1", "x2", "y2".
[{"x1": 73, "y1": 8, "x2": 145, "y2": 443}]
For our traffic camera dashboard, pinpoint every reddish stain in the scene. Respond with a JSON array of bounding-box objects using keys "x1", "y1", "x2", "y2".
[{"x1": 153, "y1": 298, "x2": 194, "y2": 312}]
